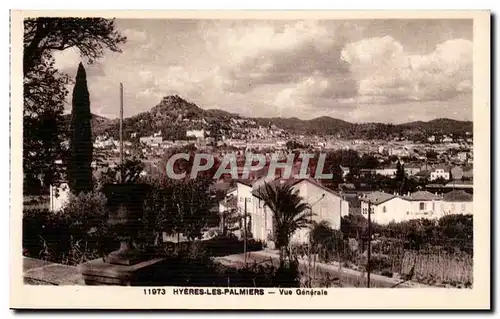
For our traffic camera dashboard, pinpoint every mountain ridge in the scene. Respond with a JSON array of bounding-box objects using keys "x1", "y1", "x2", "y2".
[{"x1": 70, "y1": 95, "x2": 473, "y2": 140}]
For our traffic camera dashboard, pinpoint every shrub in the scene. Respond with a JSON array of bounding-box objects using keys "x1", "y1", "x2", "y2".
[
  {"x1": 146, "y1": 242, "x2": 299, "y2": 287},
  {"x1": 23, "y1": 208, "x2": 70, "y2": 261},
  {"x1": 23, "y1": 191, "x2": 116, "y2": 265},
  {"x1": 365, "y1": 215, "x2": 473, "y2": 254}
]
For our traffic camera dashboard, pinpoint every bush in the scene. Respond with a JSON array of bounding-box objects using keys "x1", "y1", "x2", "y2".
[
  {"x1": 145, "y1": 242, "x2": 300, "y2": 287},
  {"x1": 23, "y1": 208, "x2": 70, "y2": 260},
  {"x1": 349, "y1": 215, "x2": 473, "y2": 255},
  {"x1": 22, "y1": 191, "x2": 117, "y2": 265}
]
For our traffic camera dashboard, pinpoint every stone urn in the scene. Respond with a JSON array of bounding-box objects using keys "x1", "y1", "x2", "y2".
[
  {"x1": 79, "y1": 182, "x2": 168, "y2": 286},
  {"x1": 102, "y1": 183, "x2": 152, "y2": 266}
]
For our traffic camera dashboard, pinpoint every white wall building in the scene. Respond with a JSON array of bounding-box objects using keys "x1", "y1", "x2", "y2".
[
  {"x1": 430, "y1": 167, "x2": 450, "y2": 181},
  {"x1": 440, "y1": 190, "x2": 473, "y2": 216},
  {"x1": 49, "y1": 183, "x2": 70, "y2": 212},
  {"x1": 139, "y1": 136, "x2": 163, "y2": 147},
  {"x1": 249, "y1": 178, "x2": 349, "y2": 245},
  {"x1": 360, "y1": 192, "x2": 409, "y2": 225},
  {"x1": 186, "y1": 129, "x2": 206, "y2": 139},
  {"x1": 360, "y1": 190, "x2": 473, "y2": 225}
]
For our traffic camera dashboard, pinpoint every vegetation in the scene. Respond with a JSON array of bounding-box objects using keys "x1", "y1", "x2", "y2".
[
  {"x1": 142, "y1": 242, "x2": 300, "y2": 287},
  {"x1": 309, "y1": 221, "x2": 349, "y2": 264},
  {"x1": 98, "y1": 157, "x2": 145, "y2": 185},
  {"x1": 88, "y1": 95, "x2": 472, "y2": 143},
  {"x1": 140, "y1": 176, "x2": 216, "y2": 246},
  {"x1": 254, "y1": 182, "x2": 312, "y2": 265},
  {"x1": 23, "y1": 18, "x2": 126, "y2": 195},
  {"x1": 67, "y1": 63, "x2": 93, "y2": 194},
  {"x1": 23, "y1": 191, "x2": 114, "y2": 265}
]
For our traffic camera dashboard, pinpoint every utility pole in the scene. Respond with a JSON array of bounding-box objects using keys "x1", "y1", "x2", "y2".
[
  {"x1": 307, "y1": 194, "x2": 325, "y2": 288},
  {"x1": 243, "y1": 198, "x2": 248, "y2": 264},
  {"x1": 119, "y1": 83, "x2": 124, "y2": 183},
  {"x1": 367, "y1": 199, "x2": 372, "y2": 288},
  {"x1": 307, "y1": 207, "x2": 312, "y2": 287}
]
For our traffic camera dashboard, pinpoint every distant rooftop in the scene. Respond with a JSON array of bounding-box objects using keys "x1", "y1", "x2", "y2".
[
  {"x1": 443, "y1": 190, "x2": 473, "y2": 202},
  {"x1": 402, "y1": 190, "x2": 441, "y2": 201},
  {"x1": 361, "y1": 191, "x2": 397, "y2": 205}
]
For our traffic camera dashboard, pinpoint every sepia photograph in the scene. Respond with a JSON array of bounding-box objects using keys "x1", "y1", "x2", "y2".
[{"x1": 10, "y1": 10, "x2": 491, "y2": 309}]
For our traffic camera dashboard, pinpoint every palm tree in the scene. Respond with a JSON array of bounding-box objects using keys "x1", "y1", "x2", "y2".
[{"x1": 256, "y1": 182, "x2": 312, "y2": 265}]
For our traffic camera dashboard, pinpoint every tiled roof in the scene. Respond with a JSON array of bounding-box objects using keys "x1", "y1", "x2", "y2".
[
  {"x1": 403, "y1": 190, "x2": 440, "y2": 201},
  {"x1": 443, "y1": 190, "x2": 473, "y2": 202},
  {"x1": 361, "y1": 191, "x2": 397, "y2": 205},
  {"x1": 251, "y1": 177, "x2": 340, "y2": 199},
  {"x1": 236, "y1": 179, "x2": 254, "y2": 187}
]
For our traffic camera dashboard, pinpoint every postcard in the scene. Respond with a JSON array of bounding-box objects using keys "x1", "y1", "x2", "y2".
[{"x1": 10, "y1": 9, "x2": 490, "y2": 310}]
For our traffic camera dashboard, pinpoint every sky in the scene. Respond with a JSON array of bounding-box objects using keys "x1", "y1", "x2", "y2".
[{"x1": 53, "y1": 19, "x2": 473, "y2": 124}]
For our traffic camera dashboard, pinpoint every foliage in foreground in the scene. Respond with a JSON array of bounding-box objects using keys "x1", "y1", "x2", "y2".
[
  {"x1": 143, "y1": 242, "x2": 300, "y2": 287},
  {"x1": 341, "y1": 213, "x2": 473, "y2": 254},
  {"x1": 23, "y1": 191, "x2": 115, "y2": 265}
]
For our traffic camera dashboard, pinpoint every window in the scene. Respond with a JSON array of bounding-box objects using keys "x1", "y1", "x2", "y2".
[
  {"x1": 419, "y1": 202, "x2": 425, "y2": 210},
  {"x1": 382, "y1": 206, "x2": 386, "y2": 213},
  {"x1": 432, "y1": 202, "x2": 435, "y2": 211}
]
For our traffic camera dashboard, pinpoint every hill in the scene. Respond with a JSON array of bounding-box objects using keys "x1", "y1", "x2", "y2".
[
  {"x1": 62, "y1": 113, "x2": 115, "y2": 138},
  {"x1": 80, "y1": 95, "x2": 472, "y2": 141}
]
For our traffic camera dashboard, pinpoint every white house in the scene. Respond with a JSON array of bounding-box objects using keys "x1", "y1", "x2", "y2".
[
  {"x1": 404, "y1": 165, "x2": 421, "y2": 176},
  {"x1": 139, "y1": 136, "x2": 163, "y2": 147},
  {"x1": 401, "y1": 191, "x2": 442, "y2": 220},
  {"x1": 442, "y1": 135, "x2": 453, "y2": 143},
  {"x1": 186, "y1": 129, "x2": 205, "y2": 139},
  {"x1": 430, "y1": 167, "x2": 450, "y2": 181},
  {"x1": 49, "y1": 183, "x2": 70, "y2": 212},
  {"x1": 360, "y1": 191, "x2": 409, "y2": 225},
  {"x1": 360, "y1": 190, "x2": 472, "y2": 225},
  {"x1": 441, "y1": 190, "x2": 473, "y2": 216},
  {"x1": 249, "y1": 178, "x2": 349, "y2": 246},
  {"x1": 375, "y1": 167, "x2": 397, "y2": 177}
]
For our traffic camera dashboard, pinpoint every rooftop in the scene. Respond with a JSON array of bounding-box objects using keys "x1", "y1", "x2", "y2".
[
  {"x1": 443, "y1": 190, "x2": 473, "y2": 202},
  {"x1": 402, "y1": 190, "x2": 441, "y2": 201},
  {"x1": 251, "y1": 177, "x2": 340, "y2": 200},
  {"x1": 361, "y1": 191, "x2": 397, "y2": 205}
]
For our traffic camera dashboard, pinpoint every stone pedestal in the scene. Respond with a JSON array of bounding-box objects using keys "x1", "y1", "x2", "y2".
[
  {"x1": 78, "y1": 257, "x2": 165, "y2": 286},
  {"x1": 78, "y1": 183, "x2": 157, "y2": 285}
]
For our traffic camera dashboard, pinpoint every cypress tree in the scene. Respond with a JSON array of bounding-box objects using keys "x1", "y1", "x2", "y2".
[{"x1": 68, "y1": 62, "x2": 93, "y2": 194}]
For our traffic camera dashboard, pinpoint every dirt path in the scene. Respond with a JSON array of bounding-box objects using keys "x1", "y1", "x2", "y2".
[{"x1": 213, "y1": 250, "x2": 431, "y2": 288}]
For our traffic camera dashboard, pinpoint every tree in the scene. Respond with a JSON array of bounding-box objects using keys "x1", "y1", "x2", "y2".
[
  {"x1": 325, "y1": 164, "x2": 344, "y2": 188},
  {"x1": 23, "y1": 18, "x2": 126, "y2": 193},
  {"x1": 310, "y1": 220, "x2": 336, "y2": 249},
  {"x1": 170, "y1": 178, "x2": 214, "y2": 241},
  {"x1": 360, "y1": 154, "x2": 379, "y2": 170},
  {"x1": 98, "y1": 158, "x2": 145, "y2": 186},
  {"x1": 426, "y1": 150, "x2": 438, "y2": 160},
  {"x1": 67, "y1": 63, "x2": 93, "y2": 194},
  {"x1": 395, "y1": 161, "x2": 405, "y2": 182},
  {"x1": 309, "y1": 221, "x2": 345, "y2": 263},
  {"x1": 145, "y1": 177, "x2": 215, "y2": 243},
  {"x1": 23, "y1": 58, "x2": 69, "y2": 194},
  {"x1": 255, "y1": 182, "x2": 311, "y2": 265},
  {"x1": 23, "y1": 18, "x2": 126, "y2": 77}
]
